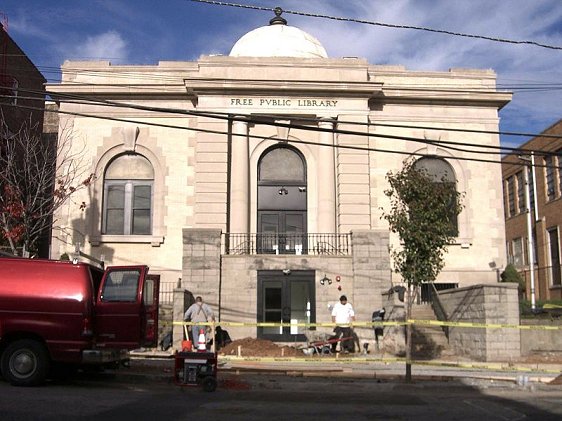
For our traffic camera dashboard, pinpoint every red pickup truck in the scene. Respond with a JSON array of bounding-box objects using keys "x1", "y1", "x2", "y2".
[{"x1": 0, "y1": 257, "x2": 159, "y2": 386}]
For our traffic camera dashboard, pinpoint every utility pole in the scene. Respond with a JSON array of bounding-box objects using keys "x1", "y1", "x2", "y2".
[{"x1": 519, "y1": 153, "x2": 537, "y2": 311}]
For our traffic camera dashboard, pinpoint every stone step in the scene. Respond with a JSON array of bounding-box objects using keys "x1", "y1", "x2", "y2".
[{"x1": 408, "y1": 304, "x2": 454, "y2": 359}]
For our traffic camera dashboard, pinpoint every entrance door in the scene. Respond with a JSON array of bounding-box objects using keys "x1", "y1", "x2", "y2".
[
  {"x1": 258, "y1": 211, "x2": 306, "y2": 254},
  {"x1": 257, "y1": 270, "x2": 315, "y2": 341}
]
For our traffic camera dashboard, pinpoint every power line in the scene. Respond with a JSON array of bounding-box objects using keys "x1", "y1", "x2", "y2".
[
  {"x1": 3, "y1": 98, "x2": 561, "y2": 171},
  {"x1": 5, "y1": 61, "x2": 562, "y2": 95},
  {"x1": 188, "y1": 0, "x2": 562, "y2": 51},
  {"x1": 8, "y1": 87, "x2": 562, "y2": 157}
]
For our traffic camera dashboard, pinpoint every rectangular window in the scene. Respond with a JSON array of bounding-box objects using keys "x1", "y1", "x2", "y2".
[
  {"x1": 558, "y1": 151, "x2": 562, "y2": 198},
  {"x1": 529, "y1": 167, "x2": 535, "y2": 212},
  {"x1": 507, "y1": 176, "x2": 516, "y2": 216},
  {"x1": 545, "y1": 156, "x2": 556, "y2": 201},
  {"x1": 512, "y1": 237, "x2": 524, "y2": 267},
  {"x1": 105, "y1": 185, "x2": 125, "y2": 235},
  {"x1": 548, "y1": 228, "x2": 561, "y2": 286},
  {"x1": 103, "y1": 181, "x2": 152, "y2": 235},
  {"x1": 516, "y1": 171, "x2": 525, "y2": 214}
]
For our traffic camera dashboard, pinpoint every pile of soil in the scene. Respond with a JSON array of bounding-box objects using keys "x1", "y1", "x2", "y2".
[
  {"x1": 219, "y1": 337, "x2": 303, "y2": 357},
  {"x1": 517, "y1": 352, "x2": 562, "y2": 364}
]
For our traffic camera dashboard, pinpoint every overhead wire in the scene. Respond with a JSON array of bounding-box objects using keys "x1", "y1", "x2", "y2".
[
  {"x1": 6, "y1": 87, "x2": 562, "y2": 159},
  {"x1": 5, "y1": 86, "x2": 562, "y2": 159},
  {"x1": 188, "y1": 0, "x2": 562, "y2": 51},
  {"x1": 2, "y1": 95, "x2": 561, "y2": 171}
]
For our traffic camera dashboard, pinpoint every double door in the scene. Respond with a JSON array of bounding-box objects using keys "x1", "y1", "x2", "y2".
[
  {"x1": 257, "y1": 270, "x2": 315, "y2": 341},
  {"x1": 258, "y1": 211, "x2": 306, "y2": 254}
]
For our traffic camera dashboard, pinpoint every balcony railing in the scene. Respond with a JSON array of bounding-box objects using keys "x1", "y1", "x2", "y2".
[{"x1": 223, "y1": 233, "x2": 351, "y2": 256}]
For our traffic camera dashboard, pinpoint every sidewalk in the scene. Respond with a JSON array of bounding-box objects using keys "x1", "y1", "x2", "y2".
[{"x1": 123, "y1": 349, "x2": 562, "y2": 387}]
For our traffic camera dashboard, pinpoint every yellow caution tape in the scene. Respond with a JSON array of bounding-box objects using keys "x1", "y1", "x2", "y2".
[
  {"x1": 217, "y1": 355, "x2": 561, "y2": 374},
  {"x1": 168, "y1": 320, "x2": 561, "y2": 330}
]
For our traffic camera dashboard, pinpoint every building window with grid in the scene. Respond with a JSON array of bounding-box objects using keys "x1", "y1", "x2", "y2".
[
  {"x1": 102, "y1": 153, "x2": 153, "y2": 235},
  {"x1": 547, "y1": 227, "x2": 561, "y2": 287},
  {"x1": 516, "y1": 171, "x2": 525, "y2": 214},
  {"x1": 507, "y1": 175, "x2": 516, "y2": 216},
  {"x1": 545, "y1": 155, "x2": 556, "y2": 201},
  {"x1": 558, "y1": 150, "x2": 562, "y2": 198},
  {"x1": 413, "y1": 157, "x2": 459, "y2": 236},
  {"x1": 511, "y1": 237, "x2": 524, "y2": 268}
]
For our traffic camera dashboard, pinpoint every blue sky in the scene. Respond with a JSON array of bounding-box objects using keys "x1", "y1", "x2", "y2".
[{"x1": 2, "y1": 0, "x2": 561, "y2": 147}]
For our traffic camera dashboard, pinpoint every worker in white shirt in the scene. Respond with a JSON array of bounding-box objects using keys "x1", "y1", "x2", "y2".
[{"x1": 331, "y1": 295, "x2": 355, "y2": 353}]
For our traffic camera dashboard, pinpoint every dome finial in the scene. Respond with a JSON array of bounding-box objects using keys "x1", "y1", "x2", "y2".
[{"x1": 269, "y1": 7, "x2": 287, "y2": 25}]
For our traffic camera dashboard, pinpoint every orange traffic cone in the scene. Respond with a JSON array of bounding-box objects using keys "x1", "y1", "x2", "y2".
[{"x1": 197, "y1": 328, "x2": 206, "y2": 352}]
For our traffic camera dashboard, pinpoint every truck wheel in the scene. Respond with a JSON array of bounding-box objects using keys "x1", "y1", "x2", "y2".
[
  {"x1": 1, "y1": 339, "x2": 50, "y2": 386},
  {"x1": 201, "y1": 376, "x2": 217, "y2": 392}
]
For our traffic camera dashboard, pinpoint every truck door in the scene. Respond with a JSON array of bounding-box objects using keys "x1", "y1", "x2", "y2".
[
  {"x1": 141, "y1": 274, "x2": 160, "y2": 348},
  {"x1": 95, "y1": 266, "x2": 153, "y2": 349}
]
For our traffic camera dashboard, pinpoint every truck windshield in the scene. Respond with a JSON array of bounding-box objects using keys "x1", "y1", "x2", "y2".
[{"x1": 100, "y1": 270, "x2": 140, "y2": 302}]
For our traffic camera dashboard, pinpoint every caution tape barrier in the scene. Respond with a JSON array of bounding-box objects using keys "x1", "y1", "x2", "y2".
[
  {"x1": 165, "y1": 320, "x2": 562, "y2": 331},
  {"x1": 217, "y1": 355, "x2": 561, "y2": 374}
]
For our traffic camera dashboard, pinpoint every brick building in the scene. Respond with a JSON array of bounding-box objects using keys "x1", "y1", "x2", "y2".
[
  {"x1": 502, "y1": 119, "x2": 562, "y2": 301},
  {"x1": 0, "y1": 22, "x2": 47, "y2": 256}
]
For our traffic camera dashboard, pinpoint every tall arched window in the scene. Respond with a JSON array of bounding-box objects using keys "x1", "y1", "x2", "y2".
[
  {"x1": 103, "y1": 153, "x2": 154, "y2": 235},
  {"x1": 413, "y1": 157, "x2": 459, "y2": 236},
  {"x1": 257, "y1": 146, "x2": 307, "y2": 254}
]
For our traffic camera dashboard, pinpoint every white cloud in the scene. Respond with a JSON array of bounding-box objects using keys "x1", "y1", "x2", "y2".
[{"x1": 62, "y1": 30, "x2": 128, "y2": 62}]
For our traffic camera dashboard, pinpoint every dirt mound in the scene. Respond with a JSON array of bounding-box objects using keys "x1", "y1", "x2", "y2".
[{"x1": 219, "y1": 337, "x2": 303, "y2": 357}]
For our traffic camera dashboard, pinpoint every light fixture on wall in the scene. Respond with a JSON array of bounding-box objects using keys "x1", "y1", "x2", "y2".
[
  {"x1": 320, "y1": 274, "x2": 332, "y2": 286},
  {"x1": 278, "y1": 187, "x2": 288, "y2": 195}
]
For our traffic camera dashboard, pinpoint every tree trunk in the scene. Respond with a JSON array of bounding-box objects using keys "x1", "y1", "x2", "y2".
[{"x1": 405, "y1": 284, "x2": 412, "y2": 382}]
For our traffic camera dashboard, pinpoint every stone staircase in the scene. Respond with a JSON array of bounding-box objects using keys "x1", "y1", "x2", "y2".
[{"x1": 410, "y1": 304, "x2": 454, "y2": 359}]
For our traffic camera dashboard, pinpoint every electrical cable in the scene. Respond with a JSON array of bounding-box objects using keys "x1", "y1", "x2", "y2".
[
  {"x1": 188, "y1": 0, "x2": 562, "y2": 50},
  {"x1": 7, "y1": 89, "x2": 561, "y2": 159},
  {"x1": 2, "y1": 99, "x2": 561, "y2": 171}
]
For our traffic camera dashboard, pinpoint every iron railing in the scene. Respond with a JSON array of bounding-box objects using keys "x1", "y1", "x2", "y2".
[
  {"x1": 429, "y1": 282, "x2": 450, "y2": 338},
  {"x1": 223, "y1": 233, "x2": 351, "y2": 256}
]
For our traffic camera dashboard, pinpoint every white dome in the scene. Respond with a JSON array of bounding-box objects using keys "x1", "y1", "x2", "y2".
[{"x1": 229, "y1": 24, "x2": 328, "y2": 59}]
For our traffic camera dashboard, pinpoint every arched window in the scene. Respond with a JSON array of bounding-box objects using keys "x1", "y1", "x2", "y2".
[
  {"x1": 257, "y1": 146, "x2": 307, "y2": 254},
  {"x1": 103, "y1": 153, "x2": 153, "y2": 235},
  {"x1": 259, "y1": 147, "x2": 306, "y2": 183},
  {"x1": 414, "y1": 157, "x2": 459, "y2": 236}
]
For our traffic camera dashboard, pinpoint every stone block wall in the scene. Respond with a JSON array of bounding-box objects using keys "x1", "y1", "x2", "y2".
[
  {"x1": 220, "y1": 254, "x2": 354, "y2": 340},
  {"x1": 178, "y1": 228, "x2": 391, "y2": 347},
  {"x1": 438, "y1": 283, "x2": 520, "y2": 361},
  {"x1": 351, "y1": 230, "x2": 391, "y2": 346},
  {"x1": 520, "y1": 319, "x2": 562, "y2": 354}
]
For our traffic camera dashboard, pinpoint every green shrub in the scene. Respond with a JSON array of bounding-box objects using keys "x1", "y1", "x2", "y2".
[{"x1": 500, "y1": 264, "x2": 525, "y2": 292}]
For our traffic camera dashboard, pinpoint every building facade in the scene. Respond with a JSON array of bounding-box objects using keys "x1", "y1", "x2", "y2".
[
  {"x1": 49, "y1": 13, "x2": 511, "y2": 343},
  {"x1": 502, "y1": 120, "x2": 562, "y2": 301},
  {"x1": 1, "y1": 22, "x2": 47, "y2": 256}
]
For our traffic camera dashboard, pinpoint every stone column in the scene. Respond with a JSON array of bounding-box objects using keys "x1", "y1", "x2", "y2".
[
  {"x1": 229, "y1": 117, "x2": 249, "y2": 234},
  {"x1": 318, "y1": 118, "x2": 336, "y2": 233}
]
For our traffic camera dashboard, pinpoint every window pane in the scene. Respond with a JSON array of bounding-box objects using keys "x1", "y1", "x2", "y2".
[
  {"x1": 106, "y1": 154, "x2": 154, "y2": 179},
  {"x1": 508, "y1": 176, "x2": 516, "y2": 216},
  {"x1": 101, "y1": 270, "x2": 140, "y2": 302},
  {"x1": 516, "y1": 171, "x2": 525, "y2": 213},
  {"x1": 545, "y1": 156, "x2": 555, "y2": 200},
  {"x1": 133, "y1": 185, "x2": 151, "y2": 209},
  {"x1": 414, "y1": 157, "x2": 455, "y2": 182},
  {"x1": 107, "y1": 185, "x2": 125, "y2": 208},
  {"x1": 106, "y1": 209, "x2": 125, "y2": 234},
  {"x1": 259, "y1": 148, "x2": 305, "y2": 182},
  {"x1": 548, "y1": 229, "x2": 561, "y2": 286},
  {"x1": 132, "y1": 209, "x2": 151, "y2": 235}
]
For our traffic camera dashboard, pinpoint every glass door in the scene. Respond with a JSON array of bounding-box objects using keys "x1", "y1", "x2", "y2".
[
  {"x1": 257, "y1": 270, "x2": 315, "y2": 341},
  {"x1": 257, "y1": 211, "x2": 306, "y2": 254}
]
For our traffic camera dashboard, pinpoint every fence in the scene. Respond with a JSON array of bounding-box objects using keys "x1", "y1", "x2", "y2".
[{"x1": 223, "y1": 232, "x2": 351, "y2": 256}]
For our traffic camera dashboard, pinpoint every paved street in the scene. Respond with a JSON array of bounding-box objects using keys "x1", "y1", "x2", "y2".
[{"x1": 1, "y1": 368, "x2": 562, "y2": 420}]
